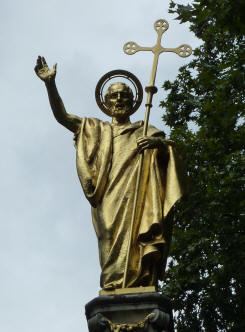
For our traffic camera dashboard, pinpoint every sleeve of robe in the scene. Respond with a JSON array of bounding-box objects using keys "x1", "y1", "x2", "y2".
[{"x1": 75, "y1": 117, "x2": 112, "y2": 208}]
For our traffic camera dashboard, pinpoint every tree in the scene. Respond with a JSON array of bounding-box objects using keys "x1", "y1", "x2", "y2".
[{"x1": 160, "y1": 1, "x2": 245, "y2": 331}]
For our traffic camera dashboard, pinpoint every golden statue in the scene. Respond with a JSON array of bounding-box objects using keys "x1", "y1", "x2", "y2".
[{"x1": 34, "y1": 19, "x2": 191, "y2": 292}]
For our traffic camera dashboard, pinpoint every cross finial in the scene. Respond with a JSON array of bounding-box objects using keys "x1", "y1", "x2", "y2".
[{"x1": 123, "y1": 19, "x2": 192, "y2": 86}]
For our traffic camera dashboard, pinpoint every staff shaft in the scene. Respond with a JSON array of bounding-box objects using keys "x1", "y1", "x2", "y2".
[{"x1": 122, "y1": 54, "x2": 159, "y2": 288}]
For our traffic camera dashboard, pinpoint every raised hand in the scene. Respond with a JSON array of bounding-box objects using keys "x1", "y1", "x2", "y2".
[{"x1": 34, "y1": 56, "x2": 57, "y2": 83}]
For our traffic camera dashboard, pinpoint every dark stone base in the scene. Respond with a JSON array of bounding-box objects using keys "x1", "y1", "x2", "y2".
[{"x1": 85, "y1": 292, "x2": 174, "y2": 332}]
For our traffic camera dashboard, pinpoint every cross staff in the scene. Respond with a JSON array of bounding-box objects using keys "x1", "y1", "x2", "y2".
[{"x1": 122, "y1": 19, "x2": 192, "y2": 288}]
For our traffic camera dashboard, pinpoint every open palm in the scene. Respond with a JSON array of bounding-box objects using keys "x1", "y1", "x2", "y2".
[{"x1": 34, "y1": 56, "x2": 57, "y2": 82}]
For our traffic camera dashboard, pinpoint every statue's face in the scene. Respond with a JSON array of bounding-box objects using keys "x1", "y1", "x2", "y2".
[{"x1": 105, "y1": 83, "x2": 134, "y2": 119}]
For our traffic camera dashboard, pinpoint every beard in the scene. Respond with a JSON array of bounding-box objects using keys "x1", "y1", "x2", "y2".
[{"x1": 111, "y1": 103, "x2": 132, "y2": 116}]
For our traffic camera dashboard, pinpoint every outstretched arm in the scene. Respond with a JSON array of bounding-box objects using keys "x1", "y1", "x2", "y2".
[{"x1": 34, "y1": 56, "x2": 81, "y2": 133}]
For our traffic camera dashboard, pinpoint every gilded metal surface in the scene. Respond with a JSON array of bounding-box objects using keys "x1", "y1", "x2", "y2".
[
  {"x1": 99, "y1": 286, "x2": 156, "y2": 296},
  {"x1": 75, "y1": 118, "x2": 186, "y2": 290},
  {"x1": 123, "y1": 19, "x2": 192, "y2": 60},
  {"x1": 34, "y1": 18, "x2": 188, "y2": 291},
  {"x1": 95, "y1": 69, "x2": 143, "y2": 116},
  {"x1": 106, "y1": 312, "x2": 155, "y2": 332},
  {"x1": 122, "y1": 19, "x2": 192, "y2": 288}
]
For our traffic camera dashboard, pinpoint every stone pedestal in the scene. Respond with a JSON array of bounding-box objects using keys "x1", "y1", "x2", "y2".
[{"x1": 85, "y1": 292, "x2": 174, "y2": 332}]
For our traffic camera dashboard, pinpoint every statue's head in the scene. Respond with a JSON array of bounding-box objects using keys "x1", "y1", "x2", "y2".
[{"x1": 104, "y1": 82, "x2": 134, "y2": 119}]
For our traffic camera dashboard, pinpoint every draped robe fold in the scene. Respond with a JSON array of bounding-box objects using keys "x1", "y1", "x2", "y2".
[{"x1": 75, "y1": 118, "x2": 186, "y2": 290}]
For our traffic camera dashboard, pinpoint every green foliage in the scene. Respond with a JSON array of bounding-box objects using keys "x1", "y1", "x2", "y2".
[{"x1": 160, "y1": 1, "x2": 245, "y2": 331}]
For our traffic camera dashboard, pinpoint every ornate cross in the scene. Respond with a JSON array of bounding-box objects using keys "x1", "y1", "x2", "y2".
[
  {"x1": 122, "y1": 19, "x2": 192, "y2": 288},
  {"x1": 123, "y1": 19, "x2": 192, "y2": 86}
]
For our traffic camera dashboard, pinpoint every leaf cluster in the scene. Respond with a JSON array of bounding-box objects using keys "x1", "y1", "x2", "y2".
[{"x1": 160, "y1": 1, "x2": 245, "y2": 331}]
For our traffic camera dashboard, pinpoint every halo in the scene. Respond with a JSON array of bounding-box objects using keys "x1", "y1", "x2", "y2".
[{"x1": 95, "y1": 69, "x2": 143, "y2": 116}]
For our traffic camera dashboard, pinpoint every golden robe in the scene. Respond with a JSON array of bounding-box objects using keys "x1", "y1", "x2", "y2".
[{"x1": 75, "y1": 118, "x2": 186, "y2": 290}]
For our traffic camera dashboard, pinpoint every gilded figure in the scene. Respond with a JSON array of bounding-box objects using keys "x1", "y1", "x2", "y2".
[{"x1": 34, "y1": 56, "x2": 186, "y2": 290}]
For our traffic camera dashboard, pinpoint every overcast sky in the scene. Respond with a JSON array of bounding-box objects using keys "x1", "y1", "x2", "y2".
[{"x1": 0, "y1": 1, "x2": 198, "y2": 331}]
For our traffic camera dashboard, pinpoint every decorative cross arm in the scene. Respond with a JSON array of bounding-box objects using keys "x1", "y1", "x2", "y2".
[{"x1": 124, "y1": 40, "x2": 192, "y2": 58}]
